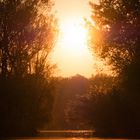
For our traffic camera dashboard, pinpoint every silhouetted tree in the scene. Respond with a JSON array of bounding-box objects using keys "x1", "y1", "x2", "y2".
[
  {"x1": 0, "y1": 0, "x2": 57, "y2": 137},
  {"x1": 52, "y1": 75, "x2": 90, "y2": 130},
  {"x1": 89, "y1": 0, "x2": 140, "y2": 81},
  {"x1": 0, "y1": 0, "x2": 57, "y2": 78},
  {"x1": 88, "y1": 0, "x2": 140, "y2": 137},
  {"x1": 89, "y1": 74, "x2": 116, "y2": 95}
]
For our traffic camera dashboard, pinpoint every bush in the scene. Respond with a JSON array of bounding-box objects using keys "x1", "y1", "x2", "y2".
[{"x1": 0, "y1": 75, "x2": 54, "y2": 137}]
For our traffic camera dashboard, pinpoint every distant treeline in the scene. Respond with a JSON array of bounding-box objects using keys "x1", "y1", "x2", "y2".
[{"x1": 47, "y1": 74, "x2": 114, "y2": 130}]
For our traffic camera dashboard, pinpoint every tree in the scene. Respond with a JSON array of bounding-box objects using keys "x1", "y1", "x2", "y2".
[
  {"x1": 88, "y1": 0, "x2": 140, "y2": 137},
  {"x1": 0, "y1": 0, "x2": 57, "y2": 137},
  {"x1": 89, "y1": 74, "x2": 116, "y2": 95},
  {"x1": 0, "y1": 0, "x2": 57, "y2": 78},
  {"x1": 89, "y1": 0, "x2": 140, "y2": 75},
  {"x1": 89, "y1": 0, "x2": 140, "y2": 100}
]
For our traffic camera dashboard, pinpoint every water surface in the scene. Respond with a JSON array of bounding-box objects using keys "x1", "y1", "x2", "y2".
[{"x1": 10, "y1": 130, "x2": 131, "y2": 140}]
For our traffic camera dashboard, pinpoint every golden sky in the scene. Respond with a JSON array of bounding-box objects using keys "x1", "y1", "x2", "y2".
[
  {"x1": 51, "y1": 0, "x2": 98, "y2": 78},
  {"x1": 54, "y1": 0, "x2": 92, "y2": 21}
]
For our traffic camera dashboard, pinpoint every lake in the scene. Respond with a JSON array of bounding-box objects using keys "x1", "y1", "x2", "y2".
[
  {"x1": 10, "y1": 138, "x2": 130, "y2": 140},
  {"x1": 10, "y1": 130, "x2": 130, "y2": 140},
  {"x1": 11, "y1": 138, "x2": 129, "y2": 140}
]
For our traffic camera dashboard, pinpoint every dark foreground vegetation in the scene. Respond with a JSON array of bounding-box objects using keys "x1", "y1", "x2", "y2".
[
  {"x1": 86, "y1": 0, "x2": 140, "y2": 138},
  {"x1": 0, "y1": 0, "x2": 57, "y2": 137},
  {"x1": 0, "y1": 76, "x2": 55, "y2": 137}
]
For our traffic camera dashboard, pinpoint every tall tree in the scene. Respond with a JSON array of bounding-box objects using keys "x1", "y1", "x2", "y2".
[
  {"x1": 88, "y1": 0, "x2": 140, "y2": 137},
  {"x1": 89, "y1": 0, "x2": 140, "y2": 71},
  {"x1": 0, "y1": 0, "x2": 57, "y2": 137},
  {"x1": 89, "y1": 0, "x2": 140, "y2": 93},
  {"x1": 0, "y1": 0, "x2": 57, "y2": 78}
]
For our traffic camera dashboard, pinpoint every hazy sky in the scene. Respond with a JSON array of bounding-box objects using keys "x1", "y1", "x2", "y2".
[
  {"x1": 54, "y1": 0, "x2": 92, "y2": 21},
  {"x1": 51, "y1": 0, "x2": 98, "y2": 77}
]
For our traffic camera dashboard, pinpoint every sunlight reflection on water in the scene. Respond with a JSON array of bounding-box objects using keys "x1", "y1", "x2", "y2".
[
  {"x1": 12, "y1": 130, "x2": 129, "y2": 140},
  {"x1": 12, "y1": 138, "x2": 129, "y2": 140}
]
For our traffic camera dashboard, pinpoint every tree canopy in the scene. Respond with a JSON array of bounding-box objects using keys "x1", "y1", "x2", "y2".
[
  {"x1": 88, "y1": 0, "x2": 140, "y2": 137},
  {"x1": 0, "y1": 0, "x2": 57, "y2": 137},
  {"x1": 89, "y1": 0, "x2": 140, "y2": 75},
  {"x1": 0, "y1": 0, "x2": 57, "y2": 78}
]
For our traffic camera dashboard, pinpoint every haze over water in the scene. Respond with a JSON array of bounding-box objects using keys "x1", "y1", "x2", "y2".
[
  {"x1": 13, "y1": 138, "x2": 129, "y2": 140},
  {"x1": 12, "y1": 130, "x2": 130, "y2": 140}
]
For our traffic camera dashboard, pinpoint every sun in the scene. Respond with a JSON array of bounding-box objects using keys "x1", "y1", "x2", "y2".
[
  {"x1": 51, "y1": 18, "x2": 111, "y2": 77},
  {"x1": 51, "y1": 19, "x2": 95, "y2": 77},
  {"x1": 59, "y1": 19, "x2": 88, "y2": 55},
  {"x1": 50, "y1": 0, "x2": 112, "y2": 77}
]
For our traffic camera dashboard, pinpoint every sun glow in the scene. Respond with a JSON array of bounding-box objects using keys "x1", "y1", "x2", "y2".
[
  {"x1": 51, "y1": 19, "x2": 94, "y2": 77},
  {"x1": 60, "y1": 20, "x2": 87, "y2": 51},
  {"x1": 58, "y1": 19, "x2": 91, "y2": 59},
  {"x1": 50, "y1": 0, "x2": 111, "y2": 77}
]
